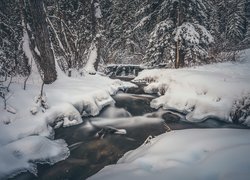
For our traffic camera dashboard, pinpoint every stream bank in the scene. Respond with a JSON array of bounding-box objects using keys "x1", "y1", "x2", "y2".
[{"x1": 13, "y1": 84, "x2": 249, "y2": 180}]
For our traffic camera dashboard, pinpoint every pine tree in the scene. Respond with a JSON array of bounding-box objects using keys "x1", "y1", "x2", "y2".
[
  {"x1": 225, "y1": 0, "x2": 246, "y2": 46},
  {"x1": 213, "y1": 0, "x2": 247, "y2": 50},
  {"x1": 137, "y1": 0, "x2": 213, "y2": 68}
]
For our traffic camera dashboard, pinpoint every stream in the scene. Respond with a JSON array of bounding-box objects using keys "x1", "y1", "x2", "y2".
[{"x1": 13, "y1": 83, "x2": 248, "y2": 180}]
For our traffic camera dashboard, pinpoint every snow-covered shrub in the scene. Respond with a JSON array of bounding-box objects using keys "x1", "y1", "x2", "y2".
[
  {"x1": 230, "y1": 94, "x2": 250, "y2": 125},
  {"x1": 30, "y1": 94, "x2": 49, "y2": 115}
]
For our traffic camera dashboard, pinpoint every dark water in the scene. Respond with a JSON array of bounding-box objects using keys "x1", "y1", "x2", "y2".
[{"x1": 13, "y1": 86, "x2": 248, "y2": 180}]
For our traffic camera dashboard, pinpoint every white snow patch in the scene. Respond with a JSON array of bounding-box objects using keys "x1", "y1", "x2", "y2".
[
  {"x1": 0, "y1": 136, "x2": 69, "y2": 179},
  {"x1": 85, "y1": 44, "x2": 98, "y2": 74},
  {"x1": 94, "y1": 2, "x2": 102, "y2": 19},
  {"x1": 34, "y1": 46, "x2": 41, "y2": 56}
]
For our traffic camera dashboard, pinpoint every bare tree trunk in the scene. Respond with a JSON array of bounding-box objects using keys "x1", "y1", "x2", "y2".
[
  {"x1": 23, "y1": 60, "x2": 32, "y2": 90},
  {"x1": 175, "y1": 1, "x2": 180, "y2": 69},
  {"x1": 175, "y1": 39, "x2": 180, "y2": 68},
  {"x1": 1, "y1": 94, "x2": 7, "y2": 110},
  {"x1": 29, "y1": 0, "x2": 57, "y2": 84},
  {"x1": 94, "y1": 36, "x2": 101, "y2": 71},
  {"x1": 6, "y1": 75, "x2": 12, "y2": 92},
  {"x1": 19, "y1": 0, "x2": 32, "y2": 89},
  {"x1": 40, "y1": 81, "x2": 45, "y2": 97},
  {"x1": 91, "y1": 0, "x2": 102, "y2": 71}
]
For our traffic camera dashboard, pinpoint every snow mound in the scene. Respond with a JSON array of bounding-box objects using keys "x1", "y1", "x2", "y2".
[
  {"x1": 0, "y1": 136, "x2": 69, "y2": 179},
  {"x1": 133, "y1": 50, "x2": 250, "y2": 125},
  {"x1": 46, "y1": 103, "x2": 83, "y2": 128},
  {"x1": 89, "y1": 129, "x2": 250, "y2": 180}
]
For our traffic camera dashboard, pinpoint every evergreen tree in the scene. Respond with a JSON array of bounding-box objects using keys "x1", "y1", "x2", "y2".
[
  {"x1": 225, "y1": 0, "x2": 246, "y2": 46},
  {"x1": 136, "y1": 0, "x2": 213, "y2": 68},
  {"x1": 213, "y1": 0, "x2": 247, "y2": 50}
]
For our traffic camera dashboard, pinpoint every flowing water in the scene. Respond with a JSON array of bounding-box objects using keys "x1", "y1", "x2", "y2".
[{"x1": 13, "y1": 84, "x2": 248, "y2": 180}]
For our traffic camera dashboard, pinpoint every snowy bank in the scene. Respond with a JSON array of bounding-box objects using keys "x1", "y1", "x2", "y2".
[
  {"x1": 0, "y1": 74, "x2": 135, "y2": 178},
  {"x1": 0, "y1": 137, "x2": 69, "y2": 179},
  {"x1": 133, "y1": 50, "x2": 250, "y2": 125},
  {"x1": 89, "y1": 128, "x2": 250, "y2": 180}
]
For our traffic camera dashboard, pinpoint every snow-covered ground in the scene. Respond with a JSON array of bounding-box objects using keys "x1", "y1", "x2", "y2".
[
  {"x1": 133, "y1": 50, "x2": 250, "y2": 125},
  {"x1": 89, "y1": 129, "x2": 250, "y2": 180},
  {"x1": 0, "y1": 73, "x2": 135, "y2": 178}
]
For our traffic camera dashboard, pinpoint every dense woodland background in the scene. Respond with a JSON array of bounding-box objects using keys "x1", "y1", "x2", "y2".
[{"x1": 1, "y1": 0, "x2": 250, "y2": 84}]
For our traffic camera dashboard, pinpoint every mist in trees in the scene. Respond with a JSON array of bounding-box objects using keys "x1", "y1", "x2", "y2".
[{"x1": 1, "y1": 0, "x2": 250, "y2": 86}]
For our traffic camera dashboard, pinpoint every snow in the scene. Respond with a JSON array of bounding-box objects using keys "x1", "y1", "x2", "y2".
[
  {"x1": 21, "y1": 22, "x2": 42, "y2": 85},
  {"x1": 0, "y1": 73, "x2": 135, "y2": 178},
  {"x1": 94, "y1": 2, "x2": 102, "y2": 19},
  {"x1": 0, "y1": 137, "x2": 69, "y2": 179},
  {"x1": 89, "y1": 128, "x2": 250, "y2": 180},
  {"x1": 34, "y1": 46, "x2": 41, "y2": 56},
  {"x1": 175, "y1": 23, "x2": 201, "y2": 44},
  {"x1": 133, "y1": 50, "x2": 250, "y2": 125},
  {"x1": 85, "y1": 43, "x2": 98, "y2": 74}
]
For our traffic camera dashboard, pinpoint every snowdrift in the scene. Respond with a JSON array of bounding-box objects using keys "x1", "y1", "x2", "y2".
[
  {"x1": 89, "y1": 128, "x2": 250, "y2": 180},
  {"x1": 133, "y1": 50, "x2": 250, "y2": 125}
]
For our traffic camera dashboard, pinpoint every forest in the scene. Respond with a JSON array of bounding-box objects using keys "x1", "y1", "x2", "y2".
[{"x1": 1, "y1": 0, "x2": 250, "y2": 84}]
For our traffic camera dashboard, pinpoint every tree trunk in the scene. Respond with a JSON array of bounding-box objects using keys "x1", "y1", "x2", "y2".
[
  {"x1": 91, "y1": 0, "x2": 102, "y2": 72},
  {"x1": 175, "y1": 39, "x2": 180, "y2": 68},
  {"x1": 175, "y1": 1, "x2": 181, "y2": 69},
  {"x1": 29, "y1": 0, "x2": 57, "y2": 84},
  {"x1": 179, "y1": 50, "x2": 185, "y2": 67}
]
